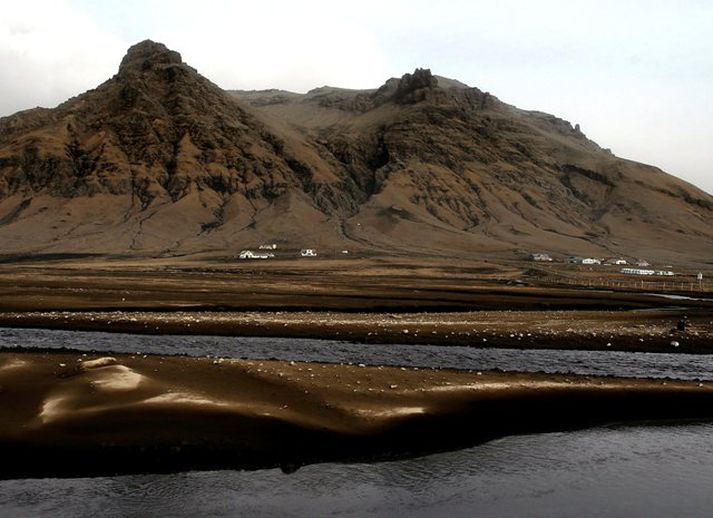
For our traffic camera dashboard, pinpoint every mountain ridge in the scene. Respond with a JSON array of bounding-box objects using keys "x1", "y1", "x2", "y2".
[{"x1": 0, "y1": 40, "x2": 710, "y2": 265}]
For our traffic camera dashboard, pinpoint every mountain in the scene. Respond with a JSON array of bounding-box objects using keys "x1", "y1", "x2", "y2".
[{"x1": 0, "y1": 40, "x2": 711, "y2": 264}]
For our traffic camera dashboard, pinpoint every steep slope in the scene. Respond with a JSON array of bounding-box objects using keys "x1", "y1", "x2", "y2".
[
  {"x1": 0, "y1": 41, "x2": 365, "y2": 254},
  {"x1": 233, "y1": 69, "x2": 713, "y2": 263},
  {"x1": 0, "y1": 41, "x2": 711, "y2": 264}
]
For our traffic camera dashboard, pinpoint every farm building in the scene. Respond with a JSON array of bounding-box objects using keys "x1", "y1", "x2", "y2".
[
  {"x1": 530, "y1": 253, "x2": 553, "y2": 262},
  {"x1": 567, "y1": 256, "x2": 600, "y2": 265},
  {"x1": 238, "y1": 250, "x2": 273, "y2": 260},
  {"x1": 621, "y1": 267, "x2": 655, "y2": 276}
]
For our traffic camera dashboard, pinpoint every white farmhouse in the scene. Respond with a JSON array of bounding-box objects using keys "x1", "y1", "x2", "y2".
[
  {"x1": 530, "y1": 253, "x2": 553, "y2": 262},
  {"x1": 300, "y1": 249, "x2": 318, "y2": 257},
  {"x1": 238, "y1": 250, "x2": 272, "y2": 260}
]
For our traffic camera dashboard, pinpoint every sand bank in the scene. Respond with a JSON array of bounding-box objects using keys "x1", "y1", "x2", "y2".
[
  {"x1": 1, "y1": 351, "x2": 713, "y2": 479},
  {"x1": 1, "y1": 308, "x2": 711, "y2": 353}
]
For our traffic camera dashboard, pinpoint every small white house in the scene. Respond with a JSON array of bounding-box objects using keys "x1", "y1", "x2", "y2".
[
  {"x1": 259, "y1": 244, "x2": 277, "y2": 250},
  {"x1": 530, "y1": 253, "x2": 553, "y2": 262},
  {"x1": 606, "y1": 258, "x2": 628, "y2": 265},
  {"x1": 238, "y1": 250, "x2": 272, "y2": 260},
  {"x1": 300, "y1": 249, "x2": 318, "y2": 257},
  {"x1": 635, "y1": 260, "x2": 651, "y2": 267}
]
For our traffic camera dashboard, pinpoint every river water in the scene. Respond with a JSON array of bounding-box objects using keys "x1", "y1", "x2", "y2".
[
  {"x1": 2, "y1": 327, "x2": 713, "y2": 380},
  {"x1": 2, "y1": 328, "x2": 713, "y2": 517}
]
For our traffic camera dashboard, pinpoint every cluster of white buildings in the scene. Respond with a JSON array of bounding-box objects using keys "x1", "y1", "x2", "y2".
[
  {"x1": 237, "y1": 244, "x2": 321, "y2": 260},
  {"x1": 530, "y1": 252, "x2": 678, "y2": 277},
  {"x1": 566, "y1": 256, "x2": 639, "y2": 266},
  {"x1": 621, "y1": 268, "x2": 675, "y2": 277}
]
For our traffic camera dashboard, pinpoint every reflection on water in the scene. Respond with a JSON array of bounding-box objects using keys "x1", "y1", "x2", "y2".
[
  {"x1": 1, "y1": 423, "x2": 713, "y2": 517},
  {"x1": 1, "y1": 327, "x2": 713, "y2": 380}
]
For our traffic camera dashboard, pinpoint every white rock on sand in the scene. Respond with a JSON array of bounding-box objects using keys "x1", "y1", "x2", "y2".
[{"x1": 80, "y1": 357, "x2": 119, "y2": 370}]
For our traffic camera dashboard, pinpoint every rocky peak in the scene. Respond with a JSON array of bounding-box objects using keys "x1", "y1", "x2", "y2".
[
  {"x1": 109, "y1": 40, "x2": 220, "y2": 119},
  {"x1": 395, "y1": 68, "x2": 438, "y2": 96},
  {"x1": 118, "y1": 40, "x2": 183, "y2": 75},
  {"x1": 373, "y1": 68, "x2": 440, "y2": 105}
]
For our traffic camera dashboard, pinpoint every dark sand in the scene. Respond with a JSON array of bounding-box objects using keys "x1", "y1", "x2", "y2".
[
  {"x1": 0, "y1": 258, "x2": 710, "y2": 313},
  {"x1": 2, "y1": 351, "x2": 713, "y2": 479},
  {"x1": 0, "y1": 258, "x2": 710, "y2": 353},
  {"x1": 1, "y1": 308, "x2": 712, "y2": 353}
]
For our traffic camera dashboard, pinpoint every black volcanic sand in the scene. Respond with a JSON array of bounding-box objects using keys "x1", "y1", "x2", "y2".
[
  {"x1": 0, "y1": 260, "x2": 710, "y2": 354},
  {"x1": 2, "y1": 351, "x2": 713, "y2": 480}
]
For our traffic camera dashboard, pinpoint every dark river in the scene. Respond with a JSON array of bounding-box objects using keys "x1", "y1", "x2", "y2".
[{"x1": 2, "y1": 328, "x2": 713, "y2": 517}]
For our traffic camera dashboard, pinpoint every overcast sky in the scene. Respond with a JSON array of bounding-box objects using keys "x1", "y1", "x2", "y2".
[{"x1": 1, "y1": 0, "x2": 711, "y2": 194}]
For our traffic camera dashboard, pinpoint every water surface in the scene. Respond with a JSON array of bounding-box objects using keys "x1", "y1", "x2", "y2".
[
  {"x1": 2, "y1": 327, "x2": 713, "y2": 380},
  {"x1": 1, "y1": 423, "x2": 712, "y2": 517},
  {"x1": 2, "y1": 328, "x2": 713, "y2": 516}
]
